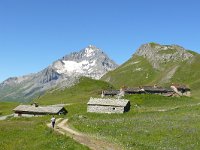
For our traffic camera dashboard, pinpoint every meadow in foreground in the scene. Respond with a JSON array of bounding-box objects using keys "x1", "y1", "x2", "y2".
[
  {"x1": 68, "y1": 95, "x2": 200, "y2": 150},
  {"x1": 0, "y1": 116, "x2": 89, "y2": 150}
]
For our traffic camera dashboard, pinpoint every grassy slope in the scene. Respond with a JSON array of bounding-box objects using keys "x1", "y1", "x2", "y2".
[
  {"x1": 171, "y1": 55, "x2": 200, "y2": 97},
  {"x1": 102, "y1": 55, "x2": 180, "y2": 88},
  {"x1": 68, "y1": 95, "x2": 200, "y2": 150},
  {"x1": 35, "y1": 77, "x2": 114, "y2": 105},
  {"x1": 0, "y1": 117, "x2": 89, "y2": 150},
  {"x1": 102, "y1": 55, "x2": 159, "y2": 88}
]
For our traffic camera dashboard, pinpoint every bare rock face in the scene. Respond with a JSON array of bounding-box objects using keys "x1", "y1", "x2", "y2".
[
  {"x1": 0, "y1": 45, "x2": 118, "y2": 102},
  {"x1": 135, "y1": 43, "x2": 193, "y2": 69}
]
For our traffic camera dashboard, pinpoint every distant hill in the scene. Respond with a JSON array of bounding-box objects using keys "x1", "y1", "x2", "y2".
[
  {"x1": 34, "y1": 77, "x2": 114, "y2": 105},
  {"x1": 0, "y1": 45, "x2": 117, "y2": 102},
  {"x1": 102, "y1": 43, "x2": 200, "y2": 98}
]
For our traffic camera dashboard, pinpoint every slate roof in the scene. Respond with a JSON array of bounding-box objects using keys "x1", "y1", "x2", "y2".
[
  {"x1": 142, "y1": 86, "x2": 167, "y2": 92},
  {"x1": 103, "y1": 90, "x2": 119, "y2": 95},
  {"x1": 87, "y1": 98, "x2": 129, "y2": 107},
  {"x1": 172, "y1": 85, "x2": 190, "y2": 91},
  {"x1": 13, "y1": 105, "x2": 65, "y2": 114},
  {"x1": 125, "y1": 87, "x2": 141, "y2": 93}
]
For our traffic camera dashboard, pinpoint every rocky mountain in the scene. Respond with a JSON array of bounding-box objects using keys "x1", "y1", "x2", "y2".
[
  {"x1": 135, "y1": 43, "x2": 193, "y2": 69},
  {"x1": 102, "y1": 43, "x2": 200, "y2": 98},
  {"x1": 0, "y1": 45, "x2": 118, "y2": 102}
]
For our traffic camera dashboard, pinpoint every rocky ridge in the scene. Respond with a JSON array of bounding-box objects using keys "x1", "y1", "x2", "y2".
[{"x1": 135, "y1": 43, "x2": 193, "y2": 69}]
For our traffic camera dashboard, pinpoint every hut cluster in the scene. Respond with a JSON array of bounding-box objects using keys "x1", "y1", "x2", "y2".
[
  {"x1": 102, "y1": 84, "x2": 191, "y2": 97},
  {"x1": 13, "y1": 84, "x2": 191, "y2": 116}
]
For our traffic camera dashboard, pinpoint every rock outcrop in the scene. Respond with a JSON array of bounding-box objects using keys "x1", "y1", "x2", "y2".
[{"x1": 135, "y1": 43, "x2": 193, "y2": 69}]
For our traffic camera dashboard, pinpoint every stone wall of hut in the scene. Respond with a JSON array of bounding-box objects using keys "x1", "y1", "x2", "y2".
[{"x1": 87, "y1": 105, "x2": 125, "y2": 114}]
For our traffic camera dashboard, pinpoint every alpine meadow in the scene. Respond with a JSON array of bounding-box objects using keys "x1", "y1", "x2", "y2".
[
  {"x1": 1, "y1": 1, "x2": 200, "y2": 149},
  {"x1": 1, "y1": 42, "x2": 200, "y2": 149}
]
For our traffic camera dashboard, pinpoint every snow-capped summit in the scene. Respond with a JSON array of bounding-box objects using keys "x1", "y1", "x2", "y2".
[
  {"x1": 84, "y1": 45, "x2": 97, "y2": 57},
  {"x1": 0, "y1": 45, "x2": 118, "y2": 102},
  {"x1": 53, "y1": 45, "x2": 118, "y2": 79}
]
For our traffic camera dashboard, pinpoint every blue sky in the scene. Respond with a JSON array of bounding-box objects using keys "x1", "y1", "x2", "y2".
[{"x1": 0, "y1": 0, "x2": 200, "y2": 82}]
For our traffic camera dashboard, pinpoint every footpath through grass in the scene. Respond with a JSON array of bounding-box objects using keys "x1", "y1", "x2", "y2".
[{"x1": 0, "y1": 116, "x2": 89, "y2": 150}]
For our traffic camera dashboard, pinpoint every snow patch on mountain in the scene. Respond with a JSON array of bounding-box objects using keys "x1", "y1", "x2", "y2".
[
  {"x1": 55, "y1": 60, "x2": 96, "y2": 75},
  {"x1": 85, "y1": 45, "x2": 95, "y2": 57}
]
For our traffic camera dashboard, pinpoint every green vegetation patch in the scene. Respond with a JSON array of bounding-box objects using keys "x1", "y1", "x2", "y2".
[
  {"x1": 0, "y1": 117, "x2": 89, "y2": 150},
  {"x1": 158, "y1": 49, "x2": 177, "y2": 54},
  {"x1": 102, "y1": 55, "x2": 158, "y2": 88},
  {"x1": 149, "y1": 42, "x2": 159, "y2": 48},
  {"x1": 35, "y1": 77, "x2": 114, "y2": 105},
  {"x1": 0, "y1": 102, "x2": 19, "y2": 116}
]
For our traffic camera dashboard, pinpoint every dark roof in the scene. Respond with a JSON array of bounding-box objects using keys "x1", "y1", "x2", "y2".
[
  {"x1": 125, "y1": 87, "x2": 141, "y2": 93},
  {"x1": 142, "y1": 86, "x2": 167, "y2": 92},
  {"x1": 103, "y1": 90, "x2": 119, "y2": 95},
  {"x1": 165, "y1": 88, "x2": 174, "y2": 92},
  {"x1": 87, "y1": 98, "x2": 129, "y2": 107},
  {"x1": 13, "y1": 105, "x2": 66, "y2": 114},
  {"x1": 173, "y1": 85, "x2": 190, "y2": 91}
]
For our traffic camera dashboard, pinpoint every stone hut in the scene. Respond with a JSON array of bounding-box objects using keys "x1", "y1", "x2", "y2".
[
  {"x1": 87, "y1": 98, "x2": 130, "y2": 114},
  {"x1": 141, "y1": 85, "x2": 168, "y2": 94},
  {"x1": 102, "y1": 90, "x2": 119, "y2": 97},
  {"x1": 125, "y1": 87, "x2": 144, "y2": 94},
  {"x1": 170, "y1": 84, "x2": 191, "y2": 97},
  {"x1": 13, "y1": 104, "x2": 67, "y2": 117}
]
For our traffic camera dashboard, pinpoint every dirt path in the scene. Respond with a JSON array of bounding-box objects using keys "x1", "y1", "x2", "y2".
[{"x1": 47, "y1": 118, "x2": 122, "y2": 150}]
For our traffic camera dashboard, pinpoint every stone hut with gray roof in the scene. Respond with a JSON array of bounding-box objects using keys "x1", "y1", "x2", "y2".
[
  {"x1": 13, "y1": 104, "x2": 67, "y2": 117},
  {"x1": 87, "y1": 97, "x2": 130, "y2": 114}
]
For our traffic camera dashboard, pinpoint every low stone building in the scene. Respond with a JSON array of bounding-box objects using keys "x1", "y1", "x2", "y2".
[
  {"x1": 87, "y1": 97, "x2": 130, "y2": 114},
  {"x1": 101, "y1": 90, "x2": 119, "y2": 97},
  {"x1": 170, "y1": 84, "x2": 191, "y2": 97},
  {"x1": 125, "y1": 87, "x2": 144, "y2": 94},
  {"x1": 141, "y1": 85, "x2": 170, "y2": 94},
  {"x1": 13, "y1": 104, "x2": 67, "y2": 117}
]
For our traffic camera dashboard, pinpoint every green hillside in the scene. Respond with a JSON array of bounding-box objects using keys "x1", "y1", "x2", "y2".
[
  {"x1": 171, "y1": 54, "x2": 200, "y2": 97},
  {"x1": 35, "y1": 77, "x2": 114, "y2": 105},
  {"x1": 102, "y1": 55, "x2": 159, "y2": 87},
  {"x1": 102, "y1": 43, "x2": 200, "y2": 98}
]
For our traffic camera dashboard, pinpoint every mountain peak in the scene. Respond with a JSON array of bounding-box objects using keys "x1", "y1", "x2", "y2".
[
  {"x1": 53, "y1": 46, "x2": 118, "y2": 79},
  {"x1": 84, "y1": 45, "x2": 100, "y2": 57},
  {"x1": 135, "y1": 42, "x2": 193, "y2": 69},
  {"x1": 87, "y1": 44, "x2": 97, "y2": 49}
]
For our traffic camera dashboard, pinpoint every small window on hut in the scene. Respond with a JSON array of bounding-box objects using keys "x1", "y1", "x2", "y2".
[{"x1": 113, "y1": 107, "x2": 116, "y2": 110}]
